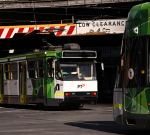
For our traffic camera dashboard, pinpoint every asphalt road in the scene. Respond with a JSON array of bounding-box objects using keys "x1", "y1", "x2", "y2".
[{"x1": 0, "y1": 103, "x2": 149, "y2": 135}]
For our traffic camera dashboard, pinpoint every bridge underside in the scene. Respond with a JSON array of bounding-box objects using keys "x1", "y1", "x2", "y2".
[
  {"x1": 0, "y1": 0, "x2": 144, "y2": 9},
  {"x1": 0, "y1": 1, "x2": 146, "y2": 26},
  {"x1": 0, "y1": 33, "x2": 123, "y2": 55}
]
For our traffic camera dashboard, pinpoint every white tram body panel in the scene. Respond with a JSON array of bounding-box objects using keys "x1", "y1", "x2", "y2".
[{"x1": 63, "y1": 81, "x2": 97, "y2": 92}]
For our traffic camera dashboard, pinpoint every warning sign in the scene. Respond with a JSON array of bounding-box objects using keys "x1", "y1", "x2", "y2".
[
  {"x1": 76, "y1": 19, "x2": 126, "y2": 34},
  {"x1": 128, "y1": 68, "x2": 134, "y2": 80}
]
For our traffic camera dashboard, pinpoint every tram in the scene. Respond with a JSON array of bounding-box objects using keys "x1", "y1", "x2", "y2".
[
  {"x1": 0, "y1": 43, "x2": 98, "y2": 107},
  {"x1": 113, "y1": 2, "x2": 150, "y2": 129}
]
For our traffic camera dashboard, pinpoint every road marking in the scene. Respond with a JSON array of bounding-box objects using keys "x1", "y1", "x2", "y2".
[{"x1": 0, "y1": 110, "x2": 21, "y2": 113}]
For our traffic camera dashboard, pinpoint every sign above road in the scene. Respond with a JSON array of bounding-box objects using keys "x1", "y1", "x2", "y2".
[
  {"x1": 0, "y1": 19, "x2": 126, "y2": 39},
  {"x1": 76, "y1": 19, "x2": 126, "y2": 34}
]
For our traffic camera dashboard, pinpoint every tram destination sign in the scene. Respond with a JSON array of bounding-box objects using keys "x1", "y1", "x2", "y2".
[
  {"x1": 62, "y1": 51, "x2": 96, "y2": 58},
  {"x1": 76, "y1": 19, "x2": 126, "y2": 34}
]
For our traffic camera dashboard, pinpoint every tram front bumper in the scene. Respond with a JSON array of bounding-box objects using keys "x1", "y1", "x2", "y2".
[{"x1": 64, "y1": 92, "x2": 97, "y2": 103}]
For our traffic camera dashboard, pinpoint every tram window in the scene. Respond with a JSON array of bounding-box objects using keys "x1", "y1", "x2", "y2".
[
  {"x1": 79, "y1": 64, "x2": 91, "y2": 77},
  {"x1": 12, "y1": 71, "x2": 17, "y2": 80},
  {"x1": 47, "y1": 60, "x2": 54, "y2": 78},
  {"x1": 27, "y1": 60, "x2": 44, "y2": 78},
  {"x1": 11, "y1": 63, "x2": 17, "y2": 80},
  {"x1": 5, "y1": 64, "x2": 11, "y2": 80},
  {"x1": 28, "y1": 70, "x2": 35, "y2": 78},
  {"x1": 27, "y1": 61, "x2": 35, "y2": 79},
  {"x1": 28, "y1": 61, "x2": 35, "y2": 69},
  {"x1": 55, "y1": 61, "x2": 61, "y2": 80},
  {"x1": 11, "y1": 63, "x2": 17, "y2": 71},
  {"x1": 36, "y1": 60, "x2": 44, "y2": 78},
  {"x1": 148, "y1": 37, "x2": 150, "y2": 83},
  {"x1": 0, "y1": 66, "x2": 2, "y2": 84},
  {"x1": 36, "y1": 69, "x2": 43, "y2": 78},
  {"x1": 5, "y1": 64, "x2": 10, "y2": 72},
  {"x1": 36, "y1": 60, "x2": 43, "y2": 68}
]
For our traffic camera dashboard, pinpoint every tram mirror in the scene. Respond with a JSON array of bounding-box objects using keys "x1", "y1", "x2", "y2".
[
  {"x1": 121, "y1": 59, "x2": 124, "y2": 67},
  {"x1": 56, "y1": 84, "x2": 60, "y2": 90},
  {"x1": 101, "y1": 63, "x2": 104, "y2": 70}
]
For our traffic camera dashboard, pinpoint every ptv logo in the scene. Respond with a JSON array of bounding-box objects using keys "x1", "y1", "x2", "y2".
[{"x1": 77, "y1": 83, "x2": 85, "y2": 88}]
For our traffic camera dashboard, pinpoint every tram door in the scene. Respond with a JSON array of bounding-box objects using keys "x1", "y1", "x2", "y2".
[
  {"x1": 54, "y1": 61, "x2": 63, "y2": 99},
  {"x1": 19, "y1": 62, "x2": 27, "y2": 104},
  {"x1": 0, "y1": 65, "x2": 3, "y2": 103}
]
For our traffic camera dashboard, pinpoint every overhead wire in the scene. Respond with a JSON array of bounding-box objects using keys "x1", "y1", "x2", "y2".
[
  {"x1": 0, "y1": 5, "x2": 131, "y2": 16},
  {"x1": 0, "y1": 6, "x2": 129, "y2": 25}
]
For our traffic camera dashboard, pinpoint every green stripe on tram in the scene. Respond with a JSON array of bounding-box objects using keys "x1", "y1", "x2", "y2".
[{"x1": 114, "y1": 104, "x2": 122, "y2": 108}]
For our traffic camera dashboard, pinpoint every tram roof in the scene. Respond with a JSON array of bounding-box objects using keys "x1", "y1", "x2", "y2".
[
  {"x1": 124, "y1": 2, "x2": 150, "y2": 38},
  {"x1": 0, "y1": 49, "x2": 97, "y2": 62},
  {"x1": 128, "y1": 2, "x2": 150, "y2": 21},
  {"x1": 0, "y1": 50, "x2": 61, "y2": 62}
]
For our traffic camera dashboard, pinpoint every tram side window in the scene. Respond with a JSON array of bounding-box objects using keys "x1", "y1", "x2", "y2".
[
  {"x1": 47, "y1": 59, "x2": 54, "y2": 78},
  {"x1": 148, "y1": 38, "x2": 150, "y2": 83},
  {"x1": 0, "y1": 65, "x2": 2, "y2": 83},
  {"x1": 27, "y1": 61, "x2": 35, "y2": 78},
  {"x1": 5, "y1": 64, "x2": 11, "y2": 80},
  {"x1": 36, "y1": 60, "x2": 44, "y2": 78},
  {"x1": 11, "y1": 63, "x2": 17, "y2": 80},
  {"x1": 55, "y1": 61, "x2": 61, "y2": 80}
]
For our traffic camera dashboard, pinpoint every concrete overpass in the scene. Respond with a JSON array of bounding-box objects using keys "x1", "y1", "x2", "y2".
[{"x1": 0, "y1": 0, "x2": 143, "y2": 9}]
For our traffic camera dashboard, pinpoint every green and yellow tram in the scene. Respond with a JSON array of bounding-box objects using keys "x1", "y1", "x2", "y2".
[
  {"x1": 113, "y1": 2, "x2": 150, "y2": 129},
  {"x1": 0, "y1": 43, "x2": 98, "y2": 107}
]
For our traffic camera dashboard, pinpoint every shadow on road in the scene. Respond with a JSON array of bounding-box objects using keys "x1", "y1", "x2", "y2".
[
  {"x1": 0, "y1": 104, "x2": 92, "y2": 111},
  {"x1": 65, "y1": 121, "x2": 149, "y2": 134}
]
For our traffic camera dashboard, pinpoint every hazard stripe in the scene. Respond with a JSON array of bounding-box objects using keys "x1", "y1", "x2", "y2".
[
  {"x1": 56, "y1": 26, "x2": 65, "y2": 36},
  {"x1": 28, "y1": 27, "x2": 34, "y2": 33},
  {"x1": 1, "y1": 29, "x2": 9, "y2": 39},
  {"x1": 67, "y1": 26, "x2": 75, "y2": 35},
  {"x1": 18, "y1": 28, "x2": 24, "y2": 33},
  {"x1": 5, "y1": 28, "x2": 14, "y2": 38},
  {"x1": 0, "y1": 25, "x2": 76, "y2": 38},
  {"x1": 39, "y1": 27, "x2": 44, "y2": 32},
  {"x1": 0, "y1": 29, "x2": 4, "y2": 37},
  {"x1": 49, "y1": 27, "x2": 55, "y2": 32},
  {"x1": 11, "y1": 28, "x2": 19, "y2": 38},
  {"x1": 55, "y1": 93, "x2": 64, "y2": 96},
  {"x1": 23, "y1": 28, "x2": 29, "y2": 33},
  {"x1": 114, "y1": 104, "x2": 122, "y2": 108}
]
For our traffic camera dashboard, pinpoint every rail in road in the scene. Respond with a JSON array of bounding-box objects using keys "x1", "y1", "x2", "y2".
[{"x1": 0, "y1": 0, "x2": 143, "y2": 9}]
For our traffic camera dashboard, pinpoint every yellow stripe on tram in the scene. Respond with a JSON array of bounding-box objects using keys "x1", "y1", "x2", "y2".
[
  {"x1": 114, "y1": 104, "x2": 122, "y2": 108},
  {"x1": 0, "y1": 94, "x2": 4, "y2": 102},
  {"x1": 55, "y1": 93, "x2": 64, "y2": 96}
]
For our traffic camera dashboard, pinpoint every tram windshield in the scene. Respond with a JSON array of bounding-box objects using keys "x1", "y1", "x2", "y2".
[{"x1": 58, "y1": 61, "x2": 96, "y2": 81}]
